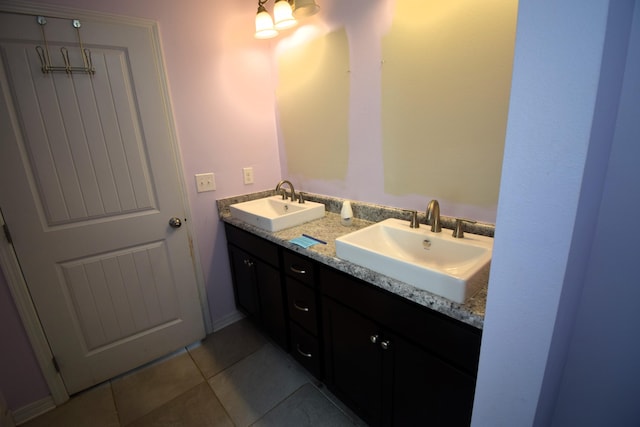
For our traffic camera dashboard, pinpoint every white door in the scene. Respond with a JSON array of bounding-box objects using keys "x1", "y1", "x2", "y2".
[{"x1": 0, "y1": 12, "x2": 205, "y2": 394}]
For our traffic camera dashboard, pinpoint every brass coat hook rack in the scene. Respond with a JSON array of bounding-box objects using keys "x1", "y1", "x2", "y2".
[{"x1": 35, "y1": 16, "x2": 95, "y2": 75}]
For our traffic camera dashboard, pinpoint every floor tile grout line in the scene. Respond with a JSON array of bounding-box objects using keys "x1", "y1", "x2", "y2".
[
  {"x1": 184, "y1": 324, "x2": 291, "y2": 427},
  {"x1": 248, "y1": 383, "x2": 309, "y2": 427},
  {"x1": 22, "y1": 320, "x2": 365, "y2": 427},
  {"x1": 107, "y1": 380, "x2": 123, "y2": 427},
  {"x1": 187, "y1": 319, "x2": 282, "y2": 377},
  {"x1": 112, "y1": 345, "x2": 206, "y2": 427},
  {"x1": 226, "y1": 328, "x2": 364, "y2": 425},
  {"x1": 210, "y1": 343, "x2": 310, "y2": 427},
  {"x1": 119, "y1": 380, "x2": 221, "y2": 427},
  {"x1": 199, "y1": 340, "x2": 280, "y2": 427},
  {"x1": 184, "y1": 345, "x2": 239, "y2": 426},
  {"x1": 309, "y1": 382, "x2": 363, "y2": 425}
]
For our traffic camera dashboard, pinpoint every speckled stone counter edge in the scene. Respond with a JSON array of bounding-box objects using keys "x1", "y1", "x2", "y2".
[{"x1": 217, "y1": 191, "x2": 494, "y2": 329}]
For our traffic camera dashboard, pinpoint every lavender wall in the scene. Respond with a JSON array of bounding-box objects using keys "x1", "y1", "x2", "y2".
[
  {"x1": 0, "y1": 268, "x2": 50, "y2": 410},
  {"x1": 473, "y1": 0, "x2": 640, "y2": 425},
  {"x1": 1, "y1": 1, "x2": 508, "y2": 411},
  {"x1": 548, "y1": 2, "x2": 640, "y2": 424},
  {"x1": 6, "y1": 1, "x2": 636, "y2": 423},
  {"x1": 533, "y1": 2, "x2": 636, "y2": 424}
]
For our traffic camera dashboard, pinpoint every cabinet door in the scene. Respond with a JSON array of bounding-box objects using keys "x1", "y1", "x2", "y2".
[
  {"x1": 228, "y1": 245, "x2": 259, "y2": 319},
  {"x1": 392, "y1": 333, "x2": 476, "y2": 427},
  {"x1": 323, "y1": 298, "x2": 383, "y2": 427},
  {"x1": 256, "y1": 260, "x2": 287, "y2": 349}
]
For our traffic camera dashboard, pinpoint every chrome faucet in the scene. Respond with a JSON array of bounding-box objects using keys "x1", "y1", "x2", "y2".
[
  {"x1": 275, "y1": 180, "x2": 296, "y2": 202},
  {"x1": 426, "y1": 199, "x2": 442, "y2": 232},
  {"x1": 409, "y1": 210, "x2": 420, "y2": 228}
]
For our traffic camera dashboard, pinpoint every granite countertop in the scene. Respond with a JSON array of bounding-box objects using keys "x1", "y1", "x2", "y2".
[{"x1": 218, "y1": 192, "x2": 490, "y2": 329}]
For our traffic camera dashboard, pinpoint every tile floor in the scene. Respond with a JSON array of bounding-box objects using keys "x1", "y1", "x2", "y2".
[{"x1": 21, "y1": 319, "x2": 365, "y2": 427}]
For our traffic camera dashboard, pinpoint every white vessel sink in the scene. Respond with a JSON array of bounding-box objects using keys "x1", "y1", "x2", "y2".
[
  {"x1": 229, "y1": 196, "x2": 325, "y2": 232},
  {"x1": 335, "y1": 218, "x2": 493, "y2": 303}
]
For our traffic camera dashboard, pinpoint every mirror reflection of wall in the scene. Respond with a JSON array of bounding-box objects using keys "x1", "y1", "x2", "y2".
[
  {"x1": 276, "y1": 0, "x2": 518, "y2": 212},
  {"x1": 276, "y1": 29, "x2": 350, "y2": 181}
]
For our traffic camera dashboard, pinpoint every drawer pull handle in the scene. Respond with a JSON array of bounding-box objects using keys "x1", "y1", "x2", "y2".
[
  {"x1": 293, "y1": 301, "x2": 310, "y2": 312},
  {"x1": 296, "y1": 345, "x2": 313, "y2": 358},
  {"x1": 290, "y1": 265, "x2": 307, "y2": 274}
]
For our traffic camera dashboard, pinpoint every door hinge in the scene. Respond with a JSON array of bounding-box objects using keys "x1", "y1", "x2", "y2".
[
  {"x1": 2, "y1": 223, "x2": 12, "y2": 244},
  {"x1": 52, "y1": 357, "x2": 60, "y2": 373}
]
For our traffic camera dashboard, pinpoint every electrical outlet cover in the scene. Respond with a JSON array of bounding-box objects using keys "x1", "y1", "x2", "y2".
[{"x1": 243, "y1": 167, "x2": 254, "y2": 184}]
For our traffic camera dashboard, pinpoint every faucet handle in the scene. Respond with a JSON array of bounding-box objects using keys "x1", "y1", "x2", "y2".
[
  {"x1": 409, "y1": 210, "x2": 420, "y2": 228},
  {"x1": 298, "y1": 192, "x2": 305, "y2": 204},
  {"x1": 453, "y1": 218, "x2": 477, "y2": 238}
]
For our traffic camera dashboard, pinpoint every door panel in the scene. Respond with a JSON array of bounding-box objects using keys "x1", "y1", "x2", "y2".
[
  {"x1": 392, "y1": 332, "x2": 476, "y2": 427},
  {"x1": 256, "y1": 261, "x2": 287, "y2": 349},
  {"x1": 4, "y1": 42, "x2": 154, "y2": 225},
  {"x1": 0, "y1": 12, "x2": 205, "y2": 394},
  {"x1": 323, "y1": 298, "x2": 383, "y2": 426},
  {"x1": 59, "y1": 242, "x2": 181, "y2": 352},
  {"x1": 228, "y1": 245, "x2": 259, "y2": 318}
]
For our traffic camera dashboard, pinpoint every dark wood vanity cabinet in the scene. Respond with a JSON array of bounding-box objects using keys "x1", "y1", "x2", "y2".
[
  {"x1": 225, "y1": 224, "x2": 287, "y2": 349},
  {"x1": 225, "y1": 222, "x2": 481, "y2": 426},
  {"x1": 321, "y1": 266, "x2": 481, "y2": 427}
]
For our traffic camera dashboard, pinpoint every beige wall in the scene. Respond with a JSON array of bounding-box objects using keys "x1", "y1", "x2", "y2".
[
  {"x1": 277, "y1": 29, "x2": 350, "y2": 180},
  {"x1": 382, "y1": 0, "x2": 517, "y2": 207}
]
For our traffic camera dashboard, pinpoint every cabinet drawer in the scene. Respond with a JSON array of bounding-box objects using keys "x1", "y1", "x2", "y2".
[
  {"x1": 290, "y1": 321, "x2": 321, "y2": 379},
  {"x1": 225, "y1": 223, "x2": 279, "y2": 266},
  {"x1": 283, "y1": 250, "x2": 315, "y2": 286},
  {"x1": 286, "y1": 277, "x2": 318, "y2": 336}
]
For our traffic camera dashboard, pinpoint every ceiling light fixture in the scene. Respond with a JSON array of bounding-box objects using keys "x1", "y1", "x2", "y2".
[
  {"x1": 254, "y1": 0, "x2": 320, "y2": 39},
  {"x1": 292, "y1": 0, "x2": 320, "y2": 18}
]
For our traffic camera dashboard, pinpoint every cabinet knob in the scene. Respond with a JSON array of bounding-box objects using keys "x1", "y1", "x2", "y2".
[
  {"x1": 380, "y1": 340, "x2": 391, "y2": 350},
  {"x1": 243, "y1": 259, "x2": 254, "y2": 267},
  {"x1": 370, "y1": 334, "x2": 379, "y2": 344}
]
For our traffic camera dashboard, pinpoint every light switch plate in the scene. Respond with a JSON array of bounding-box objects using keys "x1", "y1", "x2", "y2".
[
  {"x1": 243, "y1": 167, "x2": 254, "y2": 184},
  {"x1": 195, "y1": 173, "x2": 215, "y2": 192}
]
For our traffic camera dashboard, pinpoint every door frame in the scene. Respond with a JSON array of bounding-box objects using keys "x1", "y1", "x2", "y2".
[{"x1": 0, "y1": 0, "x2": 212, "y2": 408}]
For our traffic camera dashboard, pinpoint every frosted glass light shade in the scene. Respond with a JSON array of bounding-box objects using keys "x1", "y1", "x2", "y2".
[
  {"x1": 293, "y1": 0, "x2": 320, "y2": 18},
  {"x1": 255, "y1": 9, "x2": 278, "y2": 39},
  {"x1": 274, "y1": 0, "x2": 297, "y2": 30}
]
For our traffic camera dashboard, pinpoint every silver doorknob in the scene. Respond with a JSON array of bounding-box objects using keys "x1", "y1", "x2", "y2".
[{"x1": 169, "y1": 217, "x2": 182, "y2": 228}]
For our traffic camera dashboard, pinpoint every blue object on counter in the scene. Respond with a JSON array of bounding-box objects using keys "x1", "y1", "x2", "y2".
[{"x1": 290, "y1": 236, "x2": 322, "y2": 248}]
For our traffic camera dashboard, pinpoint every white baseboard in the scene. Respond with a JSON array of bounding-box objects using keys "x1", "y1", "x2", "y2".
[
  {"x1": 12, "y1": 396, "x2": 55, "y2": 426},
  {"x1": 186, "y1": 310, "x2": 245, "y2": 352},
  {"x1": 212, "y1": 310, "x2": 245, "y2": 332}
]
